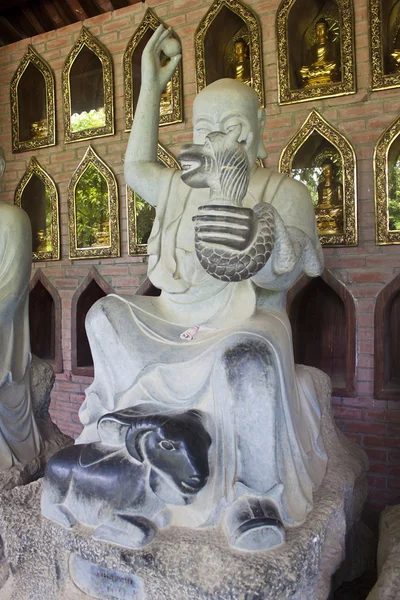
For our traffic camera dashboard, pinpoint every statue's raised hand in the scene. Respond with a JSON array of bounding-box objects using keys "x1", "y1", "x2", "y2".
[
  {"x1": 141, "y1": 25, "x2": 182, "y2": 95},
  {"x1": 192, "y1": 203, "x2": 275, "y2": 282}
]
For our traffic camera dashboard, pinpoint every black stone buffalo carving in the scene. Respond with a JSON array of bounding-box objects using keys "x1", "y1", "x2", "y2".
[{"x1": 41, "y1": 409, "x2": 211, "y2": 549}]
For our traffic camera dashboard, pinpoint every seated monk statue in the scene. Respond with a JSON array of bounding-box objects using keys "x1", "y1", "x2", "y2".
[
  {"x1": 0, "y1": 147, "x2": 42, "y2": 469},
  {"x1": 299, "y1": 19, "x2": 339, "y2": 87},
  {"x1": 315, "y1": 160, "x2": 343, "y2": 234},
  {"x1": 227, "y1": 38, "x2": 251, "y2": 86},
  {"x1": 77, "y1": 26, "x2": 328, "y2": 552}
]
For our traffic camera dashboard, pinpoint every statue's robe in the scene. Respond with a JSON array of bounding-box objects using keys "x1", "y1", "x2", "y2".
[
  {"x1": 0, "y1": 202, "x2": 41, "y2": 468},
  {"x1": 77, "y1": 167, "x2": 327, "y2": 529}
]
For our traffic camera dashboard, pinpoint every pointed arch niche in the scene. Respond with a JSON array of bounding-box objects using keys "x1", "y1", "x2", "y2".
[
  {"x1": 277, "y1": 0, "x2": 356, "y2": 104},
  {"x1": 194, "y1": 0, "x2": 264, "y2": 107},
  {"x1": 136, "y1": 278, "x2": 161, "y2": 297},
  {"x1": 29, "y1": 270, "x2": 62, "y2": 373},
  {"x1": 124, "y1": 9, "x2": 183, "y2": 130},
  {"x1": 127, "y1": 143, "x2": 180, "y2": 256},
  {"x1": 68, "y1": 146, "x2": 120, "y2": 259},
  {"x1": 370, "y1": 0, "x2": 400, "y2": 91},
  {"x1": 279, "y1": 110, "x2": 357, "y2": 246},
  {"x1": 11, "y1": 46, "x2": 55, "y2": 153},
  {"x1": 287, "y1": 270, "x2": 356, "y2": 397},
  {"x1": 72, "y1": 268, "x2": 114, "y2": 376},
  {"x1": 375, "y1": 274, "x2": 400, "y2": 399},
  {"x1": 62, "y1": 27, "x2": 114, "y2": 144},
  {"x1": 374, "y1": 113, "x2": 400, "y2": 244},
  {"x1": 14, "y1": 158, "x2": 60, "y2": 262}
]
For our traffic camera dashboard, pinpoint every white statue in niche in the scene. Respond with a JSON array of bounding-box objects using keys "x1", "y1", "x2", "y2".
[
  {"x1": 0, "y1": 147, "x2": 41, "y2": 469},
  {"x1": 76, "y1": 27, "x2": 328, "y2": 551}
]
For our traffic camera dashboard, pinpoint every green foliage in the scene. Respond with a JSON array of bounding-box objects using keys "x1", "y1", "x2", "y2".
[
  {"x1": 388, "y1": 159, "x2": 400, "y2": 231},
  {"x1": 292, "y1": 167, "x2": 322, "y2": 206},
  {"x1": 75, "y1": 164, "x2": 110, "y2": 249},
  {"x1": 135, "y1": 195, "x2": 156, "y2": 246},
  {"x1": 71, "y1": 107, "x2": 105, "y2": 132}
]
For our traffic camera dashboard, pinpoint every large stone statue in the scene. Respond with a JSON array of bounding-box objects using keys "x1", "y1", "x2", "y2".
[
  {"x1": 0, "y1": 147, "x2": 41, "y2": 469},
  {"x1": 43, "y1": 26, "x2": 328, "y2": 552},
  {"x1": 299, "y1": 19, "x2": 339, "y2": 87}
]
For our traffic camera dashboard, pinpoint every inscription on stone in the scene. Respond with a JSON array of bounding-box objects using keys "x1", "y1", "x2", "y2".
[{"x1": 69, "y1": 554, "x2": 144, "y2": 600}]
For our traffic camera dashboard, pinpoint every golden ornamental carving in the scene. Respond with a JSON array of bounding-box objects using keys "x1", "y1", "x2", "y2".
[
  {"x1": 369, "y1": 0, "x2": 400, "y2": 91},
  {"x1": 374, "y1": 114, "x2": 400, "y2": 244},
  {"x1": 127, "y1": 143, "x2": 180, "y2": 256},
  {"x1": 14, "y1": 157, "x2": 60, "y2": 262},
  {"x1": 277, "y1": 0, "x2": 356, "y2": 104},
  {"x1": 68, "y1": 146, "x2": 120, "y2": 259},
  {"x1": 10, "y1": 46, "x2": 56, "y2": 153},
  {"x1": 194, "y1": 0, "x2": 264, "y2": 107},
  {"x1": 279, "y1": 109, "x2": 357, "y2": 246},
  {"x1": 124, "y1": 8, "x2": 183, "y2": 131},
  {"x1": 62, "y1": 27, "x2": 114, "y2": 144}
]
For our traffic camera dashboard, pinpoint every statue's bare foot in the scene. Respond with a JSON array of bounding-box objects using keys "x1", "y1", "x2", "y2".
[{"x1": 225, "y1": 497, "x2": 285, "y2": 551}]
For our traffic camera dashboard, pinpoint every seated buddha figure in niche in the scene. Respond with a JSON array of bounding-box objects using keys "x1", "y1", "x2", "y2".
[
  {"x1": 227, "y1": 38, "x2": 251, "y2": 86},
  {"x1": 315, "y1": 160, "x2": 343, "y2": 234},
  {"x1": 299, "y1": 19, "x2": 339, "y2": 87},
  {"x1": 391, "y1": 28, "x2": 400, "y2": 71}
]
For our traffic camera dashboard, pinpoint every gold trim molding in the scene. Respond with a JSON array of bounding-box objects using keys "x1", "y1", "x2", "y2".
[
  {"x1": 374, "y1": 114, "x2": 400, "y2": 244},
  {"x1": 277, "y1": 0, "x2": 356, "y2": 104},
  {"x1": 10, "y1": 46, "x2": 56, "y2": 153},
  {"x1": 14, "y1": 157, "x2": 60, "y2": 261},
  {"x1": 68, "y1": 146, "x2": 120, "y2": 259},
  {"x1": 194, "y1": 0, "x2": 264, "y2": 107},
  {"x1": 127, "y1": 143, "x2": 180, "y2": 256},
  {"x1": 369, "y1": 0, "x2": 400, "y2": 91},
  {"x1": 124, "y1": 8, "x2": 183, "y2": 131},
  {"x1": 62, "y1": 27, "x2": 114, "y2": 144},
  {"x1": 279, "y1": 109, "x2": 358, "y2": 246}
]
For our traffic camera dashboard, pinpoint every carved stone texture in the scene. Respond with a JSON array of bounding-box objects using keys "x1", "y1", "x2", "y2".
[
  {"x1": 123, "y1": 8, "x2": 183, "y2": 131},
  {"x1": 366, "y1": 505, "x2": 400, "y2": 600},
  {"x1": 10, "y1": 45, "x2": 56, "y2": 153},
  {"x1": 194, "y1": 0, "x2": 264, "y2": 107},
  {"x1": 67, "y1": 146, "x2": 120, "y2": 259},
  {"x1": 62, "y1": 26, "x2": 114, "y2": 144},
  {"x1": 374, "y1": 112, "x2": 400, "y2": 244},
  {"x1": 277, "y1": 0, "x2": 356, "y2": 104},
  {"x1": 127, "y1": 143, "x2": 180, "y2": 256},
  {"x1": 41, "y1": 409, "x2": 211, "y2": 549},
  {"x1": 279, "y1": 109, "x2": 358, "y2": 246},
  {"x1": 14, "y1": 157, "x2": 60, "y2": 262},
  {"x1": 0, "y1": 369, "x2": 369, "y2": 600},
  {"x1": 370, "y1": 0, "x2": 400, "y2": 91}
]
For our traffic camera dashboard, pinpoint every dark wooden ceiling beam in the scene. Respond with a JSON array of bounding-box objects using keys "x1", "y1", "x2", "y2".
[
  {"x1": 0, "y1": 15, "x2": 24, "y2": 43},
  {"x1": 64, "y1": 0, "x2": 88, "y2": 21},
  {"x1": 94, "y1": 0, "x2": 115, "y2": 13},
  {"x1": 21, "y1": 6, "x2": 46, "y2": 35},
  {"x1": 41, "y1": 0, "x2": 65, "y2": 28}
]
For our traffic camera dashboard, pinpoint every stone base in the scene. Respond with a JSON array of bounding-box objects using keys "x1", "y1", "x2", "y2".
[
  {"x1": 366, "y1": 505, "x2": 400, "y2": 600},
  {"x1": 0, "y1": 369, "x2": 369, "y2": 600}
]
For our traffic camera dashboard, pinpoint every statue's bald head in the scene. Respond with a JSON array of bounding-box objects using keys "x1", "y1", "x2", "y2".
[{"x1": 193, "y1": 79, "x2": 267, "y2": 165}]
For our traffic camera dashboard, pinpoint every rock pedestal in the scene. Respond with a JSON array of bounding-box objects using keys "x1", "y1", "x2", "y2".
[
  {"x1": 0, "y1": 370, "x2": 369, "y2": 600},
  {"x1": 366, "y1": 505, "x2": 400, "y2": 600}
]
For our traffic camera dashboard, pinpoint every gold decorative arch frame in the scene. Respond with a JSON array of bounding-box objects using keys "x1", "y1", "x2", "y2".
[
  {"x1": 62, "y1": 27, "x2": 114, "y2": 144},
  {"x1": 127, "y1": 143, "x2": 180, "y2": 256},
  {"x1": 124, "y1": 8, "x2": 183, "y2": 131},
  {"x1": 374, "y1": 114, "x2": 400, "y2": 244},
  {"x1": 369, "y1": 0, "x2": 400, "y2": 91},
  {"x1": 14, "y1": 157, "x2": 60, "y2": 261},
  {"x1": 11, "y1": 46, "x2": 56, "y2": 153},
  {"x1": 68, "y1": 146, "x2": 120, "y2": 259},
  {"x1": 276, "y1": 0, "x2": 356, "y2": 104},
  {"x1": 279, "y1": 109, "x2": 357, "y2": 246},
  {"x1": 194, "y1": 0, "x2": 264, "y2": 107}
]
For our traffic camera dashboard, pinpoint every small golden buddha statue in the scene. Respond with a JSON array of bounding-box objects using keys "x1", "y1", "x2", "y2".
[
  {"x1": 159, "y1": 53, "x2": 173, "y2": 116},
  {"x1": 299, "y1": 20, "x2": 339, "y2": 87},
  {"x1": 391, "y1": 30, "x2": 400, "y2": 71},
  {"x1": 36, "y1": 229, "x2": 52, "y2": 253},
  {"x1": 227, "y1": 39, "x2": 251, "y2": 86},
  {"x1": 315, "y1": 160, "x2": 343, "y2": 234},
  {"x1": 30, "y1": 119, "x2": 48, "y2": 140}
]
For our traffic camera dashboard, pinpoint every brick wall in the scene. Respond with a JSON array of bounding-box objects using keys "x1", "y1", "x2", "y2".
[{"x1": 0, "y1": 0, "x2": 399, "y2": 521}]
